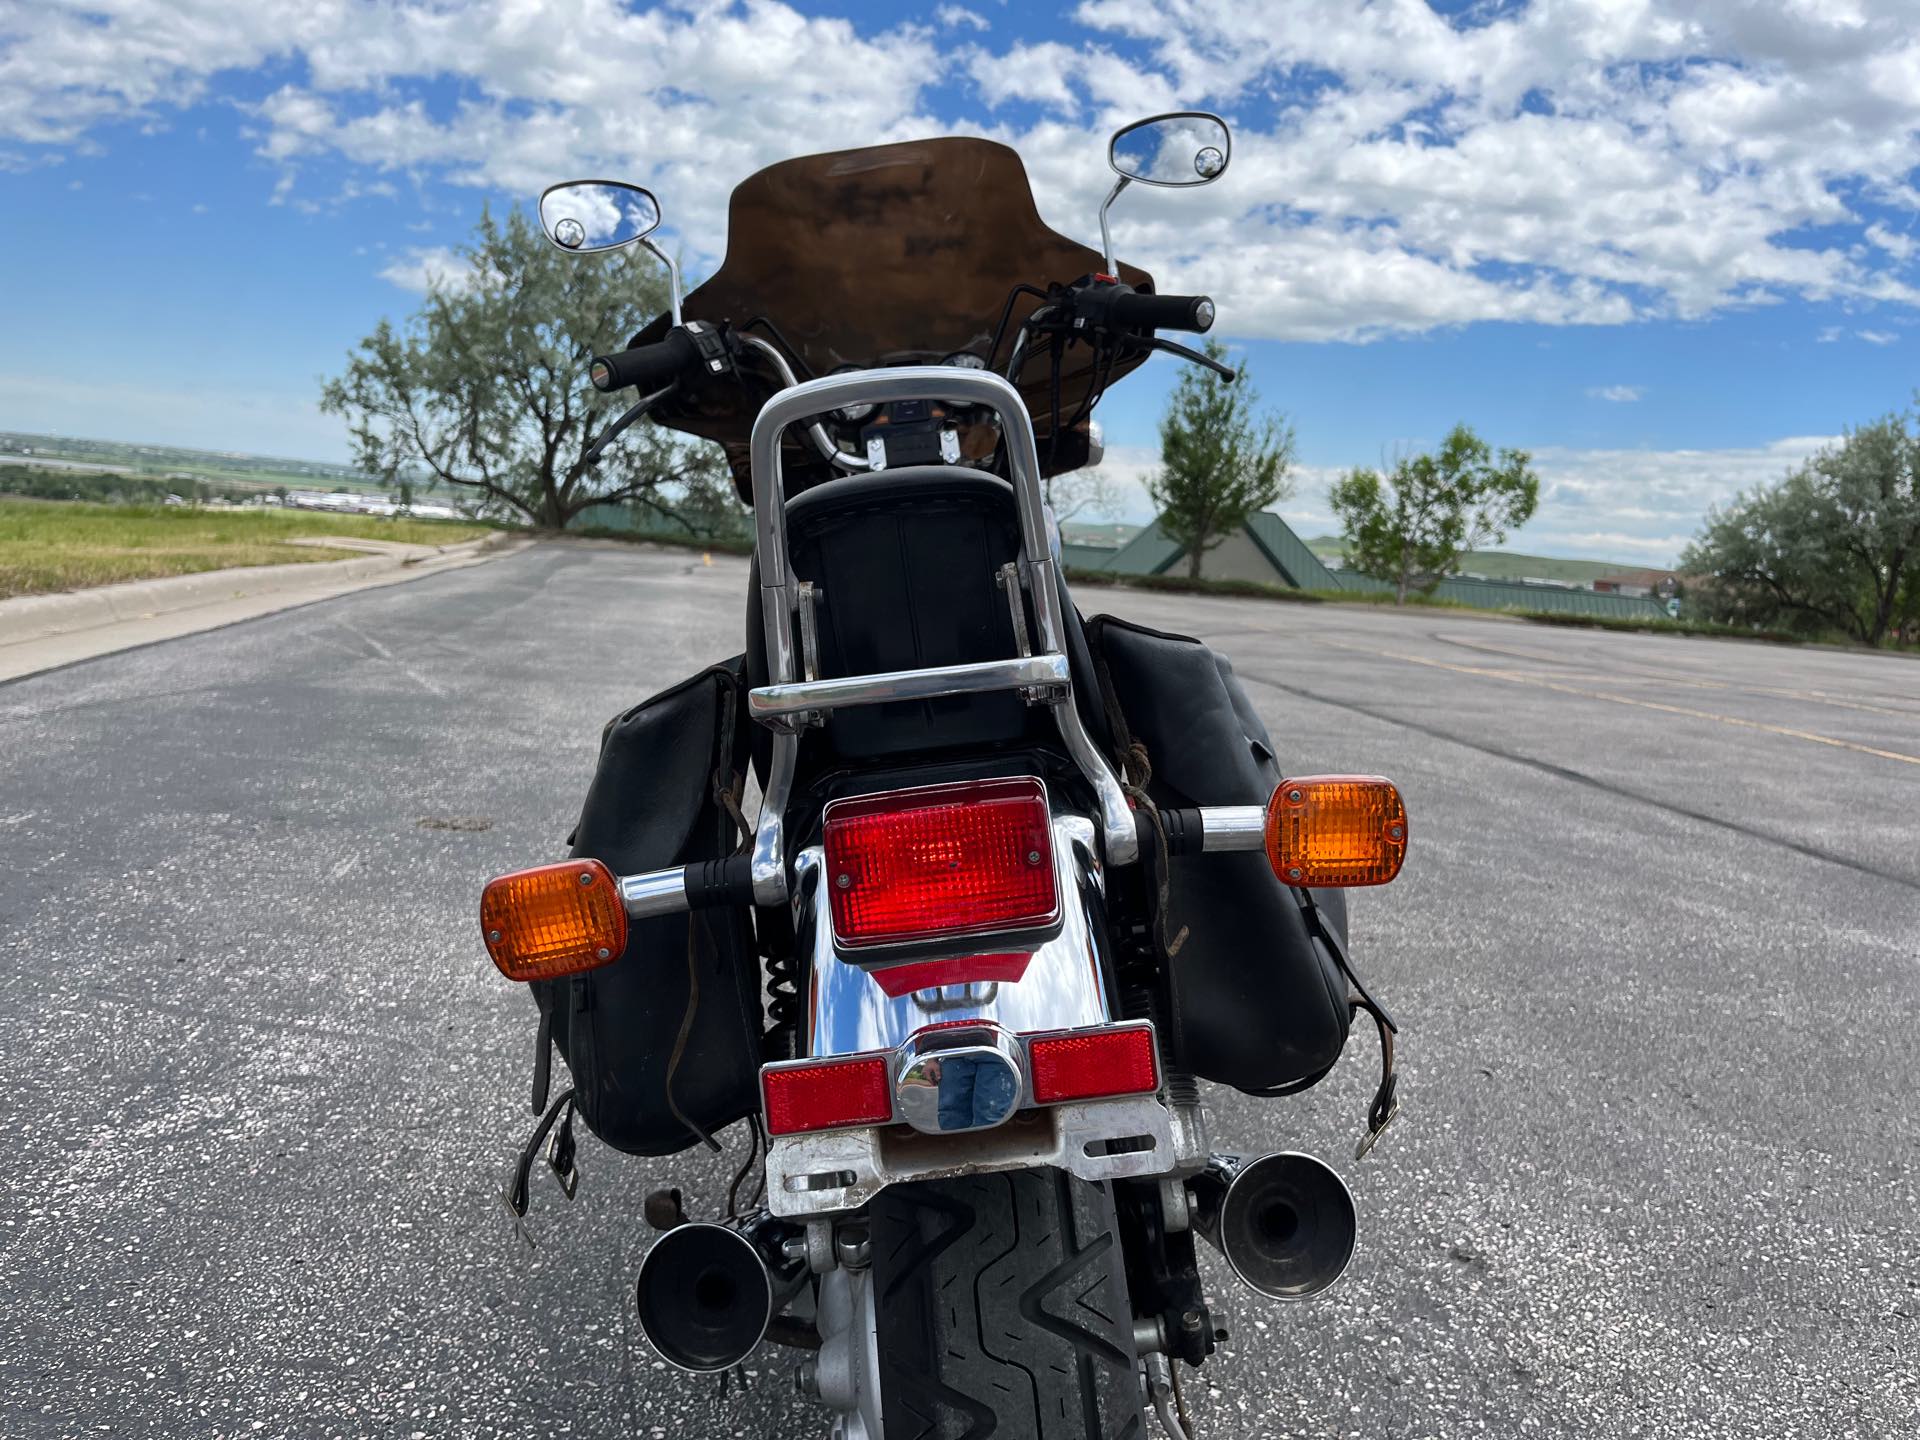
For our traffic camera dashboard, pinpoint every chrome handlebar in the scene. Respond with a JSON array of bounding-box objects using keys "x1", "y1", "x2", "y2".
[{"x1": 735, "y1": 335, "x2": 873, "y2": 472}]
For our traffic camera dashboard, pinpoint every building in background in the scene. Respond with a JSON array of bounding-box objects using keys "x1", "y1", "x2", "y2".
[{"x1": 1065, "y1": 510, "x2": 1673, "y2": 620}]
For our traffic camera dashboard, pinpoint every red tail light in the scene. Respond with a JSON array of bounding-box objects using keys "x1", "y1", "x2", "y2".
[
  {"x1": 1027, "y1": 1023, "x2": 1160, "y2": 1104},
  {"x1": 762, "y1": 1054, "x2": 894, "y2": 1136},
  {"x1": 823, "y1": 777, "x2": 1058, "y2": 949}
]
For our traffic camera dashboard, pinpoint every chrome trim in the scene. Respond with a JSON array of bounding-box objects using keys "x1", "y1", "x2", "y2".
[
  {"x1": 1096, "y1": 174, "x2": 1131, "y2": 277},
  {"x1": 1106, "y1": 111, "x2": 1234, "y2": 190},
  {"x1": 764, "y1": 1094, "x2": 1178, "y2": 1220},
  {"x1": 750, "y1": 654, "x2": 1068, "y2": 724},
  {"x1": 1200, "y1": 805, "x2": 1268, "y2": 851},
  {"x1": 796, "y1": 580, "x2": 822, "y2": 685},
  {"x1": 893, "y1": 1024, "x2": 1025, "y2": 1136},
  {"x1": 638, "y1": 236, "x2": 684, "y2": 328},
  {"x1": 996, "y1": 562, "x2": 1032, "y2": 658},
  {"x1": 619, "y1": 867, "x2": 686, "y2": 919},
  {"x1": 749, "y1": 368, "x2": 1052, "y2": 588},
  {"x1": 799, "y1": 815, "x2": 1112, "y2": 1058},
  {"x1": 751, "y1": 732, "x2": 797, "y2": 906},
  {"x1": 736, "y1": 335, "x2": 873, "y2": 472},
  {"x1": 1055, "y1": 684, "x2": 1138, "y2": 865},
  {"x1": 746, "y1": 365, "x2": 1138, "y2": 869}
]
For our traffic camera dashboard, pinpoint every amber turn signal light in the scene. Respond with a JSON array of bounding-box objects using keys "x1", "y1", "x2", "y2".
[
  {"x1": 1265, "y1": 775, "x2": 1407, "y2": 888},
  {"x1": 481, "y1": 858, "x2": 628, "y2": 982}
]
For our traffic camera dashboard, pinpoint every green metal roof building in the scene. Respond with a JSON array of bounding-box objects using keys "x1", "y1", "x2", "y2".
[{"x1": 1066, "y1": 511, "x2": 1671, "y2": 621}]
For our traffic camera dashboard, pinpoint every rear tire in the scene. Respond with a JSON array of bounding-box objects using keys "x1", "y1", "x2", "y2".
[{"x1": 870, "y1": 1169, "x2": 1146, "y2": 1440}]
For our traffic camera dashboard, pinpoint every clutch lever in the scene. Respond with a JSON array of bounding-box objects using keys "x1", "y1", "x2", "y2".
[
  {"x1": 1149, "y1": 335, "x2": 1237, "y2": 382},
  {"x1": 584, "y1": 381, "x2": 677, "y2": 468}
]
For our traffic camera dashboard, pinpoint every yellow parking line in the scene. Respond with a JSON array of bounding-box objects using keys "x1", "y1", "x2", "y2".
[{"x1": 1318, "y1": 639, "x2": 1920, "y2": 768}]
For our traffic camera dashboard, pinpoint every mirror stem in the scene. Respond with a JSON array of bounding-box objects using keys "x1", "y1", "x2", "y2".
[
  {"x1": 640, "y1": 236, "x2": 684, "y2": 327},
  {"x1": 1097, "y1": 175, "x2": 1131, "y2": 276}
]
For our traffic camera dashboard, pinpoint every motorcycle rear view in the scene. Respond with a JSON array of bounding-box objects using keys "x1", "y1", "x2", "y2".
[{"x1": 480, "y1": 114, "x2": 1411, "y2": 1440}]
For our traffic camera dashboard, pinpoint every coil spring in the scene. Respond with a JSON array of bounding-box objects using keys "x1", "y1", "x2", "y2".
[{"x1": 765, "y1": 951, "x2": 801, "y2": 1059}]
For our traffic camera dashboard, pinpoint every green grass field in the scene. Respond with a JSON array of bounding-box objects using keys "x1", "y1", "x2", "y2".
[{"x1": 0, "y1": 499, "x2": 492, "y2": 600}]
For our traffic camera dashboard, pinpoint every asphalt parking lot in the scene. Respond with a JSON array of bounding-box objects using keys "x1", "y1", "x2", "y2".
[{"x1": 2, "y1": 541, "x2": 1915, "y2": 1439}]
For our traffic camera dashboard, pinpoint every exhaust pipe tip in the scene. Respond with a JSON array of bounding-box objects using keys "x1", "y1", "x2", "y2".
[
  {"x1": 1190, "y1": 1151, "x2": 1357, "y2": 1301},
  {"x1": 635, "y1": 1221, "x2": 777, "y2": 1373}
]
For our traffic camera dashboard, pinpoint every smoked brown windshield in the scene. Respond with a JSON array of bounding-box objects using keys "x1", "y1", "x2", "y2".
[{"x1": 635, "y1": 137, "x2": 1153, "y2": 487}]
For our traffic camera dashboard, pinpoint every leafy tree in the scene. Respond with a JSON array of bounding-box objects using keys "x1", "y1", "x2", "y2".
[
  {"x1": 321, "y1": 206, "x2": 723, "y2": 531},
  {"x1": 1682, "y1": 410, "x2": 1920, "y2": 645},
  {"x1": 1146, "y1": 341, "x2": 1295, "y2": 579},
  {"x1": 1329, "y1": 425, "x2": 1539, "y2": 603}
]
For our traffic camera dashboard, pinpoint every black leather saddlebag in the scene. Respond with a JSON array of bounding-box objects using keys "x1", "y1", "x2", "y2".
[
  {"x1": 535, "y1": 659, "x2": 762, "y2": 1156},
  {"x1": 1085, "y1": 616, "x2": 1351, "y2": 1093}
]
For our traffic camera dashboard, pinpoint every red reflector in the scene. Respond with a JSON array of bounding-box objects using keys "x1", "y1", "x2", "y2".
[
  {"x1": 1028, "y1": 1026, "x2": 1160, "y2": 1104},
  {"x1": 824, "y1": 778, "x2": 1057, "y2": 949},
  {"x1": 762, "y1": 1055, "x2": 893, "y2": 1136}
]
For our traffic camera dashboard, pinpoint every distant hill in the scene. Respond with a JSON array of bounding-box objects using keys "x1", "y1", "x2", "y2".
[
  {"x1": 1305, "y1": 535, "x2": 1643, "y2": 585},
  {"x1": 0, "y1": 431, "x2": 385, "y2": 494}
]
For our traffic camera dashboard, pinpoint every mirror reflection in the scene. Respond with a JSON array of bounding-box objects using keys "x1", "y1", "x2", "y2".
[
  {"x1": 537, "y1": 181, "x2": 662, "y2": 253},
  {"x1": 1109, "y1": 113, "x2": 1232, "y2": 187},
  {"x1": 896, "y1": 1049, "x2": 1021, "y2": 1134}
]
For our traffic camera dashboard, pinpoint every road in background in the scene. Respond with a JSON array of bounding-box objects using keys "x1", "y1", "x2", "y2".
[{"x1": 2, "y1": 542, "x2": 1914, "y2": 1438}]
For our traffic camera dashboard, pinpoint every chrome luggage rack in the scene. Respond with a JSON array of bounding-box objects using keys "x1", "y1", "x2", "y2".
[{"x1": 744, "y1": 366, "x2": 1139, "y2": 906}]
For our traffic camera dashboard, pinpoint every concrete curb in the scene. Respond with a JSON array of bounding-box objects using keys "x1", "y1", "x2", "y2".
[{"x1": 0, "y1": 533, "x2": 527, "y2": 682}]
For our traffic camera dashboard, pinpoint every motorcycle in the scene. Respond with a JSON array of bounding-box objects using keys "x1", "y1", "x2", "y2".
[{"x1": 480, "y1": 113, "x2": 1408, "y2": 1440}]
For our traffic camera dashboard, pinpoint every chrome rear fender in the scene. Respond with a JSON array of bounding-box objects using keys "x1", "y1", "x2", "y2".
[{"x1": 764, "y1": 812, "x2": 1206, "y2": 1220}]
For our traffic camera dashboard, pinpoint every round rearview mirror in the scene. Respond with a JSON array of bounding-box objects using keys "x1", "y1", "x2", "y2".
[
  {"x1": 1109, "y1": 112, "x2": 1232, "y2": 187},
  {"x1": 537, "y1": 180, "x2": 662, "y2": 254}
]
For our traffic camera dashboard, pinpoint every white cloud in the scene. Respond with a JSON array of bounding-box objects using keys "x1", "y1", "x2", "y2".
[
  {"x1": 378, "y1": 245, "x2": 475, "y2": 294},
  {"x1": 936, "y1": 5, "x2": 990, "y2": 32},
  {"x1": 1587, "y1": 385, "x2": 1644, "y2": 403},
  {"x1": 4, "y1": 0, "x2": 1920, "y2": 342},
  {"x1": 1858, "y1": 328, "x2": 1899, "y2": 344},
  {"x1": 1302, "y1": 436, "x2": 1833, "y2": 566},
  {"x1": 1817, "y1": 325, "x2": 1844, "y2": 342},
  {"x1": 1865, "y1": 221, "x2": 1916, "y2": 262},
  {"x1": 1513, "y1": 435, "x2": 1836, "y2": 564}
]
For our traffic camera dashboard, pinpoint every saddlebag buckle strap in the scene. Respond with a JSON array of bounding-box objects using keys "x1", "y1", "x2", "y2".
[
  {"x1": 1296, "y1": 891, "x2": 1401, "y2": 1160},
  {"x1": 504, "y1": 1087, "x2": 577, "y2": 1222},
  {"x1": 1352, "y1": 996, "x2": 1399, "y2": 1162}
]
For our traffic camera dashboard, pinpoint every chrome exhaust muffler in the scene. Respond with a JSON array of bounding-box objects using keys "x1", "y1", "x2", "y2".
[
  {"x1": 1188, "y1": 1151, "x2": 1356, "y2": 1301},
  {"x1": 634, "y1": 1212, "x2": 805, "y2": 1372}
]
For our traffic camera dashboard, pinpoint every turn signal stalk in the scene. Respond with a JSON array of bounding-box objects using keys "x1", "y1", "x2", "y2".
[
  {"x1": 481, "y1": 858, "x2": 627, "y2": 982},
  {"x1": 1265, "y1": 775, "x2": 1407, "y2": 888}
]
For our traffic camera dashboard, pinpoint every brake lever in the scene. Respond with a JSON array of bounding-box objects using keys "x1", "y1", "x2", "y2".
[
  {"x1": 584, "y1": 382, "x2": 676, "y2": 468},
  {"x1": 1150, "y1": 335, "x2": 1237, "y2": 382}
]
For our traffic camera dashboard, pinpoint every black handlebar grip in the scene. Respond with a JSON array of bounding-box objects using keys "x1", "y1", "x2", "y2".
[
  {"x1": 1109, "y1": 290, "x2": 1216, "y2": 334},
  {"x1": 588, "y1": 328, "x2": 699, "y2": 393}
]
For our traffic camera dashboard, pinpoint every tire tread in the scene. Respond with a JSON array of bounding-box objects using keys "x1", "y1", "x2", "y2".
[{"x1": 872, "y1": 1170, "x2": 1145, "y2": 1440}]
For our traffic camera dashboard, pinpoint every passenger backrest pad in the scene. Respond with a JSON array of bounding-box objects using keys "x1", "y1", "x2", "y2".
[{"x1": 782, "y1": 466, "x2": 1034, "y2": 760}]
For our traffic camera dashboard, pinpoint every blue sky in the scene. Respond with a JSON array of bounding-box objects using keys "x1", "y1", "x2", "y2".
[{"x1": 3, "y1": 0, "x2": 1918, "y2": 563}]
